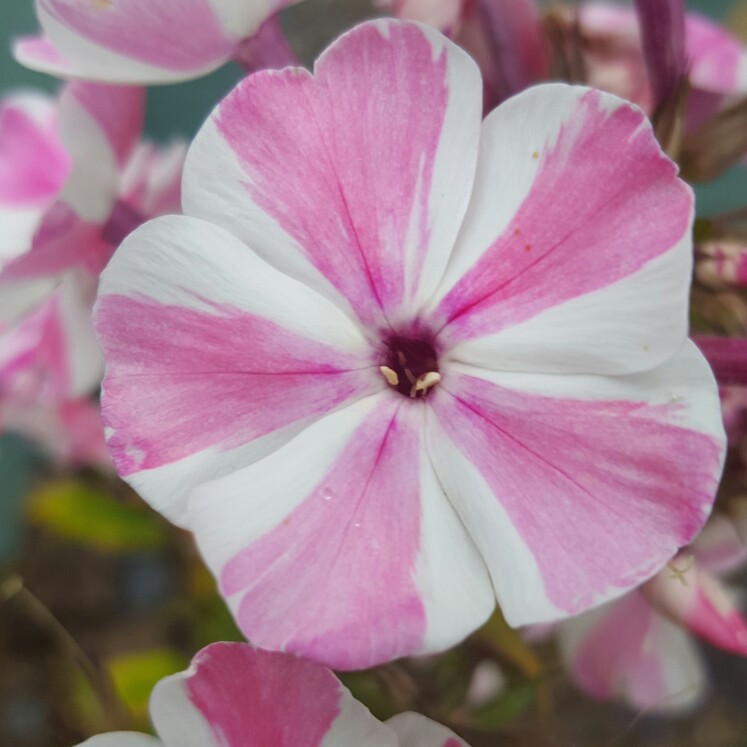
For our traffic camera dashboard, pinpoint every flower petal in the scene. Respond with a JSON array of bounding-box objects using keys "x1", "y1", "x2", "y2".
[
  {"x1": 57, "y1": 82, "x2": 144, "y2": 223},
  {"x1": 641, "y1": 558, "x2": 747, "y2": 656},
  {"x1": 149, "y1": 642, "x2": 397, "y2": 747},
  {"x1": 690, "y1": 511, "x2": 747, "y2": 574},
  {"x1": 386, "y1": 712, "x2": 469, "y2": 747},
  {"x1": 559, "y1": 592, "x2": 706, "y2": 712},
  {"x1": 188, "y1": 395, "x2": 494, "y2": 670},
  {"x1": 95, "y1": 215, "x2": 378, "y2": 525},
  {"x1": 0, "y1": 92, "x2": 68, "y2": 207},
  {"x1": 183, "y1": 19, "x2": 481, "y2": 328},
  {"x1": 30, "y1": 0, "x2": 236, "y2": 84},
  {"x1": 13, "y1": 34, "x2": 77, "y2": 79},
  {"x1": 76, "y1": 735, "x2": 163, "y2": 747},
  {"x1": 429, "y1": 84, "x2": 693, "y2": 375},
  {"x1": 426, "y1": 341, "x2": 724, "y2": 625}
]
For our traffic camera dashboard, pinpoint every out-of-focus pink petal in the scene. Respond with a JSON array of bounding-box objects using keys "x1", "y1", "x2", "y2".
[
  {"x1": 183, "y1": 20, "x2": 482, "y2": 328},
  {"x1": 385, "y1": 712, "x2": 469, "y2": 747},
  {"x1": 377, "y1": 0, "x2": 465, "y2": 31},
  {"x1": 690, "y1": 511, "x2": 747, "y2": 574},
  {"x1": 57, "y1": 82, "x2": 144, "y2": 223},
  {"x1": 686, "y1": 12, "x2": 747, "y2": 95},
  {"x1": 95, "y1": 215, "x2": 378, "y2": 525},
  {"x1": 642, "y1": 556, "x2": 747, "y2": 656},
  {"x1": 119, "y1": 141, "x2": 186, "y2": 219},
  {"x1": 12, "y1": 34, "x2": 76, "y2": 78},
  {"x1": 149, "y1": 642, "x2": 397, "y2": 747},
  {"x1": 189, "y1": 396, "x2": 493, "y2": 670},
  {"x1": 33, "y1": 0, "x2": 233, "y2": 83},
  {"x1": 0, "y1": 273, "x2": 100, "y2": 401},
  {"x1": 559, "y1": 592, "x2": 706, "y2": 712},
  {"x1": 429, "y1": 85, "x2": 693, "y2": 376},
  {"x1": 1, "y1": 201, "x2": 111, "y2": 282},
  {"x1": 0, "y1": 92, "x2": 69, "y2": 206},
  {"x1": 426, "y1": 342, "x2": 724, "y2": 625},
  {"x1": 24, "y1": 0, "x2": 300, "y2": 84}
]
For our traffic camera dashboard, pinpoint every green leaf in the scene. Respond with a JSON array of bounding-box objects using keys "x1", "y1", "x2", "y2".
[{"x1": 28, "y1": 481, "x2": 167, "y2": 553}]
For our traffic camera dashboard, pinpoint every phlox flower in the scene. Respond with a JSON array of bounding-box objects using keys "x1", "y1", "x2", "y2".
[
  {"x1": 557, "y1": 509, "x2": 747, "y2": 712},
  {"x1": 15, "y1": 0, "x2": 303, "y2": 85},
  {"x1": 0, "y1": 83, "x2": 183, "y2": 463},
  {"x1": 77, "y1": 642, "x2": 469, "y2": 747},
  {"x1": 95, "y1": 20, "x2": 725, "y2": 670}
]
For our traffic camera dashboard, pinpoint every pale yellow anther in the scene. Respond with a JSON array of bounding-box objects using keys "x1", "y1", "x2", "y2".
[
  {"x1": 668, "y1": 555, "x2": 694, "y2": 587},
  {"x1": 379, "y1": 366, "x2": 399, "y2": 388},
  {"x1": 415, "y1": 371, "x2": 441, "y2": 393}
]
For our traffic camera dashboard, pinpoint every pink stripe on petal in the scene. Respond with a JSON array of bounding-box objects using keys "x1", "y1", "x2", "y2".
[
  {"x1": 183, "y1": 644, "x2": 341, "y2": 747},
  {"x1": 194, "y1": 399, "x2": 428, "y2": 670},
  {"x1": 0, "y1": 98, "x2": 69, "y2": 206},
  {"x1": 204, "y1": 20, "x2": 479, "y2": 326},
  {"x1": 436, "y1": 88, "x2": 692, "y2": 344},
  {"x1": 429, "y1": 359, "x2": 723, "y2": 621},
  {"x1": 39, "y1": 0, "x2": 234, "y2": 72},
  {"x1": 97, "y1": 294, "x2": 372, "y2": 477}
]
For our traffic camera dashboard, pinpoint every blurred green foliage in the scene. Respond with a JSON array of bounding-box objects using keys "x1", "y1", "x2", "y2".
[{"x1": 27, "y1": 481, "x2": 168, "y2": 554}]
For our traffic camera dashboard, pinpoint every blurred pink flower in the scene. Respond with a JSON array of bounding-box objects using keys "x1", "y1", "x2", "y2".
[
  {"x1": 16, "y1": 0, "x2": 303, "y2": 85},
  {"x1": 558, "y1": 510, "x2": 747, "y2": 712},
  {"x1": 95, "y1": 20, "x2": 724, "y2": 670},
  {"x1": 76, "y1": 642, "x2": 470, "y2": 747},
  {"x1": 0, "y1": 83, "x2": 184, "y2": 465},
  {"x1": 697, "y1": 240, "x2": 747, "y2": 289},
  {"x1": 576, "y1": 3, "x2": 747, "y2": 131}
]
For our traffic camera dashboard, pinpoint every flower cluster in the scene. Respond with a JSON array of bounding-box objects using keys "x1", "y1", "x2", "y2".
[{"x1": 2, "y1": 0, "x2": 747, "y2": 743}]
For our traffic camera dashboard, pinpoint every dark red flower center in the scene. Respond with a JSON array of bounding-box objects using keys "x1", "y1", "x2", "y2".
[{"x1": 381, "y1": 335, "x2": 440, "y2": 399}]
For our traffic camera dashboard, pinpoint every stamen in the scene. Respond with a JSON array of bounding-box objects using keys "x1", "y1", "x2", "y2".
[
  {"x1": 379, "y1": 366, "x2": 399, "y2": 387},
  {"x1": 397, "y1": 351, "x2": 407, "y2": 367},
  {"x1": 415, "y1": 371, "x2": 441, "y2": 394},
  {"x1": 404, "y1": 369, "x2": 417, "y2": 385}
]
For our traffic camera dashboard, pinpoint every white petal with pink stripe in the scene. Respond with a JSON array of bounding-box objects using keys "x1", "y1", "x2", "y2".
[
  {"x1": 19, "y1": 0, "x2": 299, "y2": 84},
  {"x1": 189, "y1": 395, "x2": 493, "y2": 670},
  {"x1": 76, "y1": 642, "x2": 469, "y2": 747}
]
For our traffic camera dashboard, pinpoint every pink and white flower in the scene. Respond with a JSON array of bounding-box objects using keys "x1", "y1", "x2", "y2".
[
  {"x1": 77, "y1": 642, "x2": 469, "y2": 747},
  {"x1": 16, "y1": 0, "x2": 303, "y2": 85},
  {"x1": 557, "y1": 511, "x2": 747, "y2": 712},
  {"x1": 95, "y1": 20, "x2": 725, "y2": 670}
]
